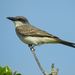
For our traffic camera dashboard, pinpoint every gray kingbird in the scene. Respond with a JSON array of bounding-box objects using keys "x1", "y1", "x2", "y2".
[{"x1": 7, "y1": 16, "x2": 75, "y2": 48}]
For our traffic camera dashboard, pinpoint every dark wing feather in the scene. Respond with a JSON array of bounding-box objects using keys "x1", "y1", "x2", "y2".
[{"x1": 16, "y1": 25, "x2": 58, "y2": 38}]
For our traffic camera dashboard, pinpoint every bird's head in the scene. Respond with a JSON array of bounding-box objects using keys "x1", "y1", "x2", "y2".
[{"x1": 7, "y1": 16, "x2": 29, "y2": 27}]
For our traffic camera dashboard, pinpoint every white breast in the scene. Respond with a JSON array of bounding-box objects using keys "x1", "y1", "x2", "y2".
[{"x1": 16, "y1": 32, "x2": 45, "y2": 46}]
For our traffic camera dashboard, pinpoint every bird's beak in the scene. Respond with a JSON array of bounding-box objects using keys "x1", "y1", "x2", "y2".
[{"x1": 7, "y1": 17, "x2": 16, "y2": 21}]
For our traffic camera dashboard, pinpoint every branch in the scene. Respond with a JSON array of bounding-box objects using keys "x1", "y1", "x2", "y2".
[
  {"x1": 30, "y1": 47, "x2": 59, "y2": 75},
  {"x1": 30, "y1": 47, "x2": 46, "y2": 74}
]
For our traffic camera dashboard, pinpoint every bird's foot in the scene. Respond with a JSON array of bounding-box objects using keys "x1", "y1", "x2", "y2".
[{"x1": 28, "y1": 44, "x2": 35, "y2": 51}]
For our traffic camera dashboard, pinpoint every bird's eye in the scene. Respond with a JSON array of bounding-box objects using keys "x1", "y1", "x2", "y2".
[{"x1": 18, "y1": 18, "x2": 22, "y2": 21}]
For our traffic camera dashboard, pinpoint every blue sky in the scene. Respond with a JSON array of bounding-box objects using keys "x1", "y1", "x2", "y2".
[{"x1": 0, "y1": 0, "x2": 75, "y2": 75}]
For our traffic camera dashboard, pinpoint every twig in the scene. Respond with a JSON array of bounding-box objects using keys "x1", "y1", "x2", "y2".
[
  {"x1": 13, "y1": 71, "x2": 17, "y2": 75},
  {"x1": 30, "y1": 47, "x2": 46, "y2": 75},
  {"x1": 50, "y1": 63, "x2": 59, "y2": 75},
  {"x1": 30, "y1": 47, "x2": 59, "y2": 75},
  {"x1": 56, "y1": 68, "x2": 59, "y2": 75}
]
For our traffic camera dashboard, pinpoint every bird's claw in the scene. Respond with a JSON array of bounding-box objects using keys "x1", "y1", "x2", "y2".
[{"x1": 28, "y1": 45, "x2": 35, "y2": 51}]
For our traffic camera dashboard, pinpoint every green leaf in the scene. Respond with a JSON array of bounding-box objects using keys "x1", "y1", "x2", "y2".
[
  {"x1": 16, "y1": 73, "x2": 22, "y2": 75},
  {"x1": 0, "y1": 67, "x2": 2, "y2": 72},
  {"x1": 4, "y1": 66, "x2": 12, "y2": 72},
  {"x1": 0, "y1": 66, "x2": 22, "y2": 75},
  {"x1": 0, "y1": 66, "x2": 12, "y2": 75},
  {"x1": 0, "y1": 67, "x2": 3, "y2": 74},
  {"x1": 0, "y1": 67, "x2": 6, "y2": 75},
  {"x1": 5, "y1": 72, "x2": 12, "y2": 75}
]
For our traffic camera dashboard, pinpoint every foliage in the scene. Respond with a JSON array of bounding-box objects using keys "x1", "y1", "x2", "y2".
[{"x1": 0, "y1": 66, "x2": 22, "y2": 75}]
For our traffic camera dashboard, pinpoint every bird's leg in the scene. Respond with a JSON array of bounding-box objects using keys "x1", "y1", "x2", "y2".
[
  {"x1": 28, "y1": 44, "x2": 35, "y2": 51},
  {"x1": 28, "y1": 44, "x2": 32, "y2": 47},
  {"x1": 32, "y1": 45, "x2": 35, "y2": 48}
]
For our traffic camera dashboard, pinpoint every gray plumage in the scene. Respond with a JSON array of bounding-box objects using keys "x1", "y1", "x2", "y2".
[{"x1": 7, "y1": 16, "x2": 75, "y2": 48}]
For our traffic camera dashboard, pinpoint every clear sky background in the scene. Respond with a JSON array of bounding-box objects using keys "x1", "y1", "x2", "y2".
[{"x1": 0, "y1": 0, "x2": 75, "y2": 75}]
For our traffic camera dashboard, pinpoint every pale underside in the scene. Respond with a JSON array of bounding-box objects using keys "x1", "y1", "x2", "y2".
[{"x1": 16, "y1": 31, "x2": 59, "y2": 46}]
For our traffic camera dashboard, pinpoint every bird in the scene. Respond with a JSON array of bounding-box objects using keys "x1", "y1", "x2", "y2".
[{"x1": 7, "y1": 16, "x2": 75, "y2": 49}]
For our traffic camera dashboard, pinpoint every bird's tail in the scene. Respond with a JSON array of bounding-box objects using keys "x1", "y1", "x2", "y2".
[
  {"x1": 44, "y1": 37, "x2": 75, "y2": 48},
  {"x1": 59, "y1": 39, "x2": 75, "y2": 48}
]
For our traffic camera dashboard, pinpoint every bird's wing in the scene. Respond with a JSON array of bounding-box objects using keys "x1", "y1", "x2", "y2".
[{"x1": 16, "y1": 25, "x2": 59, "y2": 38}]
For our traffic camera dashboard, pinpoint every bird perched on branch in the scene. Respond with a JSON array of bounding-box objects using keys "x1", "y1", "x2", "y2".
[{"x1": 7, "y1": 16, "x2": 75, "y2": 49}]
